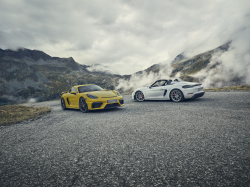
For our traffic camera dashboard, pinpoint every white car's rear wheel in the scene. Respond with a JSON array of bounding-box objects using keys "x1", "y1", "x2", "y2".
[
  {"x1": 135, "y1": 91, "x2": 145, "y2": 102},
  {"x1": 170, "y1": 89, "x2": 184, "y2": 102},
  {"x1": 79, "y1": 98, "x2": 89, "y2": 113}
]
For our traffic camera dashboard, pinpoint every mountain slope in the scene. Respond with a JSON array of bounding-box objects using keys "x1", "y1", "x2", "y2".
[
  {"x1": 171, "y1": 42, "x2": 231, "y2": 76},
  {"x1": 116, "y1": 41, "x2": 244, "y2": 92},
  {"x1": 137, "y1": 42, "x2": 231, "y2": 77},
  {"x1": 0, "y1": 48, "x2": 122, "y2": 105},
  {"x1": 1, "y1": 41, "x2": 246, "y2": 105}
]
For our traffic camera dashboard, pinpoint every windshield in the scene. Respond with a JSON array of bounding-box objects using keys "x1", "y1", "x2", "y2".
[
  {"x1": 151, "y1": 80, "x2": 168, "y2": 87},
  {"x1": 78, "y1": 85, "x2": 104, "y2": 93}
]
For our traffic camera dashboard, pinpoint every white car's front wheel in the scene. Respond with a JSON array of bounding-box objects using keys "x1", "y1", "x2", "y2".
[
  {"x1": 170, "y1": 89, "x2": 184, "y2": 102},
  {"x1": 135, "y1": 91, "x2": 145, "y2": 102}
]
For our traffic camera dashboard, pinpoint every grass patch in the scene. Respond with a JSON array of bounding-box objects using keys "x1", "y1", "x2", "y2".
[
  {"x1": 0, "y1": 105, "x2": 51, "y2": 126},
  {"x1": 204, "y1": 85, "x2": 250, "y2": 92},
  {"x1": 121, "y1": 92, "x2": 133, "y2": 95}
]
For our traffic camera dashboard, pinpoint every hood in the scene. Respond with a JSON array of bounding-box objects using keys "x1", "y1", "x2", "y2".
[{"x1": 84, "y1": 90, "x2": 117, "y2": 98}]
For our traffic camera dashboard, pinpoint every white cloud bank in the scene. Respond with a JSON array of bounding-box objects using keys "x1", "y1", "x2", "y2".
[
  {"x1": 0, "y1": 0, "x2": 249, "y2": 76},
  {"x1": 192, "y1": 23, "x2": 250, "y2": 88}
]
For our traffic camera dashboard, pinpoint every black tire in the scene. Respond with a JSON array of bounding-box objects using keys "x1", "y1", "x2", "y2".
[
  {"x1": 170, "y1": 89, "x2": 184, "y2": 102},
  {"x1": 79, "y1": 97, "x2": 88, "y2": 113},
  {"x1": 61, "y1": 98, "x2": 67, "y2": 110},
  {"x1": 135, "y1": 91, "x2": 145, "y2": 102}
]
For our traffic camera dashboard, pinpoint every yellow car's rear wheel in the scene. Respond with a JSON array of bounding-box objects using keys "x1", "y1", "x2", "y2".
[{"x1": 79, "y1": 98, "x2": 88, "y2": 113}]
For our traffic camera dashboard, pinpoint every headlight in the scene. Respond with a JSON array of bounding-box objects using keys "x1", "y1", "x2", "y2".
[
  {"x1": 87, "y1": 94, "x2": 98, "y2": 99},
  {"x1": 116, "y1": 91, "x2": 121, "y2": 96}
]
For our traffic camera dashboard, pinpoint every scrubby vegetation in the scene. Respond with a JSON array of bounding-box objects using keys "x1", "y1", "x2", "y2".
[
  {"x1": 204, "y1": 85, "x2": 250, "y2": 91},
  {"x1": 0, "y1": 105, "x2": 51, "y2": 126}
]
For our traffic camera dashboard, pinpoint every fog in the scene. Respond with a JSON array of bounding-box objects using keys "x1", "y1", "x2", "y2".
[
  {"x1": 116, "y1": 63, "x2": 177, "y2": 92},
  {"x1": 192, "y1": 25, "x2": 250, "y2": 88},
  {"x1": 0, "y1": 95, "x2": 37, "y2": 106},
  {"x1": 86, "y1": 64, "x2": 116, "y2": 74}
]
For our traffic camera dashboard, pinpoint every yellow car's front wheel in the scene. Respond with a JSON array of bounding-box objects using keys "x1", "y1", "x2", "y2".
[
  {"x1": 61, "y1": 98, "x2": 67, "y2": 110},
  {"x1": 79, "y1": 98, "x2": 88, "y2": 113}
]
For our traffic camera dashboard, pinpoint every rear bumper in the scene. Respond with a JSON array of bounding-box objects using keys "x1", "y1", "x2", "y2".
[
  {"x1": 191, "y1": 91, "x2": 205, "y2": 99},
  {"x1": 183, "y1": 86, "x2": 205, "y2": 99}
]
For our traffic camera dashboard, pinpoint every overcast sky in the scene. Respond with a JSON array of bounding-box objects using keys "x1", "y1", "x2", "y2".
[{"x1": 0, "y1": 0, "x2": 249, "y2": 74}]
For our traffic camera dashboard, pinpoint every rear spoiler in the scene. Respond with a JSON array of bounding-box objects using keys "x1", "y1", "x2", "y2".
[
  {"x1": 61, "y1": 91, "x2": 68, "y2": 95},
  {"x1": 182, "y1": 84, "x2": 201, "y2": 88}
]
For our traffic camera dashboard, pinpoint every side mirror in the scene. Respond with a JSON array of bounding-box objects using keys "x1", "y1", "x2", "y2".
[
  {"x1": 104, "y1": 89, "x2": 107, "y2": 91},
  {"x1": 70, "y1": 91, "x2": 76, "y2": 95}
]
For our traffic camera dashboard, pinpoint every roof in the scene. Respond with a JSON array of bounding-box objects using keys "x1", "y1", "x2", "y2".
[{"x1": 74, "y1": 84, "x2": 94, "y2": 88}]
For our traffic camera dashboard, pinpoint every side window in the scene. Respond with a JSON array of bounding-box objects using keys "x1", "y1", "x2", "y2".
[
  {"x1": 69, "y1": 87, "x2": 77, "y2": 93},
  {"x1": 159, "y1": 80, "x2": 167, "y2": 86},
  {"x1": 152, "y1": 80, "x2": 167, "y2": 87},
  {"x1": 151, "y1": 81, "x2": 160, "y2": 87},
  {"x1": 72, "y1": 87, "x2": 78, "y2": 93}
]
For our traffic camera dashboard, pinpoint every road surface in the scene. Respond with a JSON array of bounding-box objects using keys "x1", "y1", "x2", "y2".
[{"x1": 0, "y1": 92, "x2": 250, "y2": 186}]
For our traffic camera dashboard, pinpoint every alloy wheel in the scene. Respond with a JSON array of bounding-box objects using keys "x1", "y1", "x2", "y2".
[
  {"x1": 79, "y1": 98, "x2": 88, "y2": 113},
  {"x1": 61, "y1": 98, "x2": 67, "y2": 110},
  {"x1": 135, "y1": 91, "x2": 145, "y2": 102},
  {"x1": 171, "y1": 89, "x2": 183, "y2": 102}
]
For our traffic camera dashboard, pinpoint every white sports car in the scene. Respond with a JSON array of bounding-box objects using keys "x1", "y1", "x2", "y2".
[{"x1": 132, "y1": 79, "x2": 205, "y2": 102}]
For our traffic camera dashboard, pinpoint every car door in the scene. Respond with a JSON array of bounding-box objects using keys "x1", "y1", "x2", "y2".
[
  {"x1": 146, "y1": 86, "x2": 165, "y2": 98},
  {"x1": 146, "y1": 80, "x2": 167, "y2": 99},
  {"x1": 67, "y1": 87, "x2": 78, "y2": 107}
]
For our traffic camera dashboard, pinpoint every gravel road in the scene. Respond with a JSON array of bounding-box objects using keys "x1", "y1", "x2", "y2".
[{"x1": 0, "y1": 92, "x2": 250, "y2": 186}]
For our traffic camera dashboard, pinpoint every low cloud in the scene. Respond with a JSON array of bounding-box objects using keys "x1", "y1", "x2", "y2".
[
  {"x1": 0, "y1": 95, "x2": 37, "y2": 105},
  {"x1": 28, "y1": 98, "x2": 37, "y2": 103},
  {"x1": 192, "y1": 25, "x2": 250, "y2": 87},
  {"x1": 86, "y1": 64, "x2": 116, "y2": 74},
  {"x1": 116, "y1": 62, "x2": 180, "y2": 92}
]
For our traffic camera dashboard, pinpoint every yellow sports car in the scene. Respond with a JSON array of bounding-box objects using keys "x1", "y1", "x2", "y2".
[{"x1": 61, "y1": 84, "x2": 124, "y2": 113}]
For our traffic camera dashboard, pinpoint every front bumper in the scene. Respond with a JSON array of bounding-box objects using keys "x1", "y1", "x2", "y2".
[
  {"x1": 86, "y1": 96, "x2": 124, "y2": 110},
  {"x1": 132, "y1": 92, "x2": 135, "y2": 100}
]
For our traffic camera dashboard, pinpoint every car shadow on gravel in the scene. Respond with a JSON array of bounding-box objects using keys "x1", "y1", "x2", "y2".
[
  {"x1": 183, "y1": 97, "x2": 214, "y2": 103},
  {"x1": 65, "y1": 107, "x2": 124, "y2": 114},
  {"x1": 132, "y1": 97, "x2": 213, "y2": 103},
  {"x1": 133, "y1": 100, "x2": 172, "y2": 103}
]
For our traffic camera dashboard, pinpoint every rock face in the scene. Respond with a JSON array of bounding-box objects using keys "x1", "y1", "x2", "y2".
[
  {"x1": 171, "y1": 52, "x2": 188, "y2": 64},
  {"x1": 0, "y1": 48, "x2": 123, "y2": 105}
]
